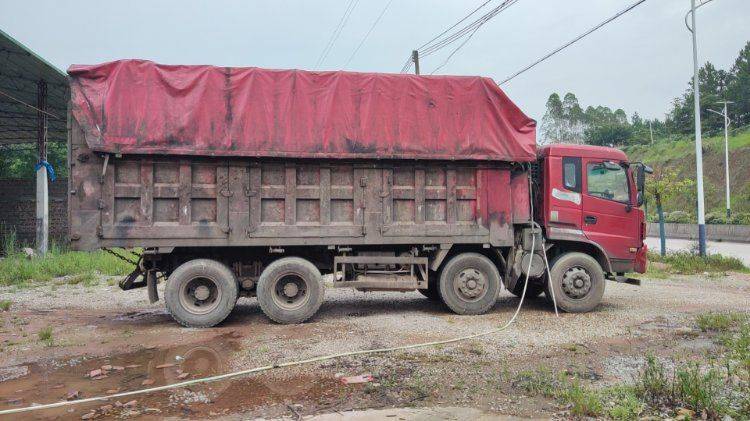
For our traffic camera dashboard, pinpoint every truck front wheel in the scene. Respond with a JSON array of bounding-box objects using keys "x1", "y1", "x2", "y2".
[
  {"x1": 256, "y1": 257, "x2": 324, "y2": 324},
  {"x1": 548, "y1": 252, "x2": 605, "y2": 313},
  {"x1": 165, "y1": 259, "x2": 239, "y2": 328},
  {"x1": 438, "y1": 253, "x2": 500, "y2": 315}
]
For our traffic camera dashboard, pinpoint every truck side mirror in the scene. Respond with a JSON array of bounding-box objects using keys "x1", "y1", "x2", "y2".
[{"x1": 634, "y1": 163, "x2": 651, "y2": 207}]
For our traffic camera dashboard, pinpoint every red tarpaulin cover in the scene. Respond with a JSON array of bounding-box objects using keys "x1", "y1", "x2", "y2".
[{"x1": 68, "y1": 60, "x2": 536, "y2": 162}]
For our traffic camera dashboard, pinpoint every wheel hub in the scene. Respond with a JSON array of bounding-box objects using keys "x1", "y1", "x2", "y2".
[
  {"x1": 455, "y1": 268, "x2": 487, "y2": 300},
  {"x1": 179, "y1": 277, "x2": 221, "y2": 315},
  {"x1": 194, "y1": 285, "x2": 211, "y2": 301},
  {"x1": 273, "y1": 274, "x2": 309, "y2": 310},
  {"x1": 283, "y1": 282, "x2": 299, "y2": 297},
  {"x1": 561, "y1": 267, "x2": 592, "y2": 299}
]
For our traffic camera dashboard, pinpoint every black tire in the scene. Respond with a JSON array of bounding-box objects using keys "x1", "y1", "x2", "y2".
[
  {"x1": 165, "y1": 259, "x2": 239, "y2": 328},
  {"x1": 256, "y1": 257, "x2": 324, "y2": 324},
  {"x1": 418, "y1": 270, "x2": 442, "y2": 301},
  {"x1": 548, "y1": 252, "x2": 605, "y2": 313},
  {"x1": 438, "y1": 253, "x2": 500, "y2": 315},
  {"x1": 509, "y1": 278, "x2": 545, "y2": 298}
]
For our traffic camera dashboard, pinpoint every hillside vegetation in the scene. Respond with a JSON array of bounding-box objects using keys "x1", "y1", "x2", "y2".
[{"x1": 624, "y1": 127, "x2": 750, "y2": 223}]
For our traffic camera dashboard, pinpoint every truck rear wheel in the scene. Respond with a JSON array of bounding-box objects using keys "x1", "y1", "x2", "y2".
[
  {"x1": 165, "y1": 259, "x2": 239, "y2": 328},
  {"x1": 256, "y1": 257, "x2": 324, "y2": 324},
  {"x1": 438, "y1": 253, "x2": 500, "y2": 315},
  {"x1": 548, "y1": 252, "x2": 605, "y2": 313}
]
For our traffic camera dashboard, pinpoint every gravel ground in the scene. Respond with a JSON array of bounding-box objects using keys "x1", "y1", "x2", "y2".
[
  {"x1": 2, "y1": 272, "x2": 749, "y2": 370},
  {"x1": 1, "y1": 272, "x2": 749, "y2": 419}
]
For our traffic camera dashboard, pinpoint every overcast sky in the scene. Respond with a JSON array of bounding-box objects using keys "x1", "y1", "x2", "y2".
[{"x1": 1, "y1": 0, "x2": 748, "y2": 121}]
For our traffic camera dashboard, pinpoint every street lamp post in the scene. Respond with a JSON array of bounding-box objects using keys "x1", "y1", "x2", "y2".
[
  {"x1": 687, "y1": 0, "x2": 707, "y2": 256},
  {"x1": 708, "y1": 101, "x2": 734, "y2": 219}
]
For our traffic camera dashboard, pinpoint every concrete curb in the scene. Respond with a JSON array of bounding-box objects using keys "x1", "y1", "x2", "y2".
[{"x1": 647, "y1": 223, "x2": 750, "y2": 243}]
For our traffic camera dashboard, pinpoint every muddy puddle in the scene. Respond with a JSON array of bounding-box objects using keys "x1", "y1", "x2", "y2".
[{"x1": 0, "y1": 333, "x2": 342, "y2": 419}]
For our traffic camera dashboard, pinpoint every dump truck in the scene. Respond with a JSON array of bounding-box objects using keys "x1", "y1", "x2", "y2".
[{"x1": 67, "y1": 60, "x2": 649, "y2": 327}]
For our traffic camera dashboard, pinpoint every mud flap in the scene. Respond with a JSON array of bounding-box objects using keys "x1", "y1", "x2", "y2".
[{"x1": 147, "y1": 270, "x2": 159, "y2": 303}]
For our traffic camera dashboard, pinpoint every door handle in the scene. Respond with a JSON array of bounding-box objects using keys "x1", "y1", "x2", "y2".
[{"x1": 584, "y1": 215, "x2": 597, "y2": 225}]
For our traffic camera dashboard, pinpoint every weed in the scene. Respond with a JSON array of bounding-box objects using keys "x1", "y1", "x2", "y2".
[
  {"x1": 0, "y1": 300, "x2": 11, "y2": 311},
  {"x1": 65, "y1": 272, "x2": 99, "y2": 287},
  {"x1": 603, "y1": 385, "x2": 644, "y2": 420},
  {"x1": 559, "y1": 380, "x2": 603, "y2": 418},
  {"x1": 636, "y1": 354, "x2": 670, "y2": 404},
  {"x1": 1, "y1": 226, "x2": 17, "y2": 257},
  {"x1": 696, "y1": 312, "x2": 747, "y2": 332},
  {"x1": 648, "y1": 251, "x2": 747, "y2": 274},
  {"x1": 674, "y1": 362, "x2": 728, "y2": 417},
  {"x1": 407, "y1": 374, "x2": 431, "y2": 398},
  {"x1": 466, "y1": 341, "x2": 485, "y2": 355},
  {"x1": 514, "y1": 367, "x2": 557, "y2": 397},
  {"x1": 38, "y1": 326, "x2": 53, "y2": 346}
]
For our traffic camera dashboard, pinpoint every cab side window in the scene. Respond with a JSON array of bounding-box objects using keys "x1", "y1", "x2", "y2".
[
  {"x1": 562, "y1": 157, "x2": 581, "y2": 192},
  {"x1": 586, "y1": 162, "x2": 629, "y2": 203}
]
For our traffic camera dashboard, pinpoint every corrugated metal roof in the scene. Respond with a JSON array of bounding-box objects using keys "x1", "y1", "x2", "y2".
[{"x1": 0, "y1": 28, "x2": 68, "y2": 145}]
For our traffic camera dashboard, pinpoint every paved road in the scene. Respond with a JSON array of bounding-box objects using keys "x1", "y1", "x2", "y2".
[{"x1": 645, "y1": 237, "x2": 750, "y2": 267}]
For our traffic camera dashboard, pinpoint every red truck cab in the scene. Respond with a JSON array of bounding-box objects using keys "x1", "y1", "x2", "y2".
[{"x1": 539, "y1": 144, "x2": 648, "y2": 275}]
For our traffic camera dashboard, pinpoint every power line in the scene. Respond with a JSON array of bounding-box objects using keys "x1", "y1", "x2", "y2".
[
  {"x1": 400, "y1": 0, "x2": 518, "y2": 73},
  {"x1": 343, "y1": 0, "x2": 395, "y2": 68},
  {"x1": 416, "y1": 0, "x2": 495, "y2": 51},
  {"x1": 430, "y1": 25, "x2": 482, "y2": 75},
  {"x1": 499, "y1": 0, "x2": 647, "y2": 85},
  {"x1": 0, "y1": 88, "x2": 61, "y2": 119},
  {"x1": 419, "y1": 0, "x2": 518, "y2": 58},
  {"x1": 315, "y1": 0, "x2": 361, "y2": 69}
]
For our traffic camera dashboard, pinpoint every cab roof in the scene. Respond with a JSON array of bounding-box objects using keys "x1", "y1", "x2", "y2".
[{"x1": 538, "y1": 144, "x2": 628, "y2": 161}]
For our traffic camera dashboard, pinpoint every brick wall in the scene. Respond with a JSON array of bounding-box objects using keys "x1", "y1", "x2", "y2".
[{"x1": 0, "y1": 178, "x2": 68, "y2": 249}]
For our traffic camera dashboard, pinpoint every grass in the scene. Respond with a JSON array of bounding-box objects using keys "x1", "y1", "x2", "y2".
[
  {"x1": 696, "y1": 312, "x2": 747, "y2": 332},
  {"x1": 0, "y1": 299, "x2": 11, "y2": 311},
  {"x1": 513, "y1": 368, "x2": 643, "y2": 419},
  {"x1": 515, "y1": 313, "x2": 750, "y2": 420},
  {"x1": 0, "y1": 239, "x2": 136, "y2": 286},
  {"x1": 38, "y1": 326, "x2": 53, "y2": 346},
  {"x1": 624, "y1": 127, "x2": 750, "y2": 218},
  {"x1": 648, "y1": 251, "x2": 748, "y2": 275}
]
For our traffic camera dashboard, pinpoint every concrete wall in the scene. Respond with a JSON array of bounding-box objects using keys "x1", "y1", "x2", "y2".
[
  {"x1": 647, "y1": 222, "x2": 750, "y2": 243},
  {"x1": 0, "y1": 178, "x2": 68, "y2": 249}
]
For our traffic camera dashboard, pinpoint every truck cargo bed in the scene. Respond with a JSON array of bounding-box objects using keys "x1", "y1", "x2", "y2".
[{"x1": 69, "y1": 120, "x2": 529, "y2": 251}]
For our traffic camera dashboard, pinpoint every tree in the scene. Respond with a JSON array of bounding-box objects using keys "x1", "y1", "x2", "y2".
[
  {"x1": 727, "y1": 41, "x2": 750, "y2": 127},
  {"x1": 561, "y1": 93, "x2": 585, "y2": 144},
  {"x1": 540, "y1": 93, "x2": 564, "y2": 144},
  {"x1": 645, "y1": 169, "x2": 695, "y2": 256}
]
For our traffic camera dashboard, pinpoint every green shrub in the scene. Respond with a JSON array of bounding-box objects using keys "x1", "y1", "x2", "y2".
[
  {"x1": 0, "y1": 300, "x2": 11, "y2": 311},
  {"x1": 664, "y1": 211, "x2": 692, "y2": 223}
]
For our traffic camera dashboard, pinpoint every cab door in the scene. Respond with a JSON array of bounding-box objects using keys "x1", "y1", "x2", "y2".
[{"x1": 581, "y1": 159, "x2": 639, "y2": 262}]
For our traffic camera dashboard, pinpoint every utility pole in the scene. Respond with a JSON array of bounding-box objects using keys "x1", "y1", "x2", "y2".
[
  {"x1": 689, "y1": 0, "x2": 707, "y2": 256},
  {"x1": 649, "y1": 120, "x2": 654, "y2": 144},
  {"x1": 412, "y1": 50, "x2": 420, "y2": 75},
  {"x1": 708, "y1": 101, "x2": 734, "y2": 218}
]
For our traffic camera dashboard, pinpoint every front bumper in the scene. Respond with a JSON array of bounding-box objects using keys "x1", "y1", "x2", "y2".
[{"x1": 634, "y1": 243, "x2": 648, "y2": 274}]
